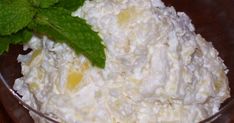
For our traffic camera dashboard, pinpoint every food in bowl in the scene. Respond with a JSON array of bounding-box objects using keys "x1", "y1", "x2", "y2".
[{"x1": 13, "y1": 0, "x2": 230, "y2": 122}]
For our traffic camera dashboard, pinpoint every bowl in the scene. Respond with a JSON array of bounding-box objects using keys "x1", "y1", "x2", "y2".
[{"x1": 0, "y1": 0, "x2": 234, "y2": 122}]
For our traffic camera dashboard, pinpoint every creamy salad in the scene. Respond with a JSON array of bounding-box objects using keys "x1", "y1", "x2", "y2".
[{"x1": 14, "y1": 0, "x2": 230, "y2": 123}]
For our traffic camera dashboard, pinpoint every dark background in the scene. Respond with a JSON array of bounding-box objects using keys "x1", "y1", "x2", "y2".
[{"x1": 0, "y1": 0, "x2": 234, "y2": 122}]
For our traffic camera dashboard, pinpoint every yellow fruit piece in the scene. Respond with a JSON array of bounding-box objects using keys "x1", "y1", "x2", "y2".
[
  {"x1": 29, "y1": 82, "x2": 39, "y2": 91},
  {"x1": 66, "y1": 70, "x2": 83, "y2": 90},
  {"x1": 29, "y1": 49, "x2": 42, "y2": 65},
  {"x1": 66, "y1": 61, "x2": 90, "y2": 91},
  {"x1": 81, "y1": 61, "x2": 90, "y2": 71},
  {"x1": 117, "y1": 7, "x2": 137, "y2": 25},
  {"x1": 214, "y1": 80, "x2": 222, "y2": 92}
]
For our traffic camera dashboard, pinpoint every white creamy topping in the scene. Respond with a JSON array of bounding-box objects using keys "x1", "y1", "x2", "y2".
[{"x1": 14, "y1": 0, "x2": 230, "y2": 123}]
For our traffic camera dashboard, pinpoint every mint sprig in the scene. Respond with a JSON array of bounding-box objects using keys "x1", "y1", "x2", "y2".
[
  {"x1": 54, "y1": 0, "x2": 85, "y2": 12},
  {"x1": 0, "y1": 0, "x2": 106, "y2": 68},
  {"x1": 0, "y1": 29, "x2": 32, "y2": 54},
  {"x1": 0, "y1": 0, "x2": 36, "y2": 35},
  {"x1": 30, "y1": 0, "x2": 59, "y2": 8},
  {"x1": 30, "y1": 7, "x2": 105, "y2": 68}
]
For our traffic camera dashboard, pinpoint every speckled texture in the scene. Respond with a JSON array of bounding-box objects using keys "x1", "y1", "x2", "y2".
[{"x1": 0, "y1": 0, "x2": 234, "y2": 123}]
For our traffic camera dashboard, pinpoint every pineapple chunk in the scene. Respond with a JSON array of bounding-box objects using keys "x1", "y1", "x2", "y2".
[
  {"x1": 66, "y1": 70, "x2": 83, "y2": 90},
  {"x1": 81, "y1": 61, "x2": 89, "y2": 70},
  {"x1": 117, "y1": 7, "x2": 137, "y2": 25},
  {"x1": 66, "y1": 61, "x2": 90, "y2": 91},
  {"x1": 214, "y1": 80, "x2": 222, "y2": 92},
  {"x1": 28, "y1": 49, "x2": 42, "y2": 65},
  {"x1": 29, "y1": 82, "x2": 39, "y2": 92}
]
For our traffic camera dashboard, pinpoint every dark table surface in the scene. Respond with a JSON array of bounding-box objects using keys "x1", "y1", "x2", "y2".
[{"x1": 0, "y1": 0, "x2": 234, "y2": 122}]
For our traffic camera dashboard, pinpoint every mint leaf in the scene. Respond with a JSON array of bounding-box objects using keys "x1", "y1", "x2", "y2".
[
  {"x1": 0, "y1": 0, "x2": 13, "y2": 3},
  {"x1": 0, "y1": 0, "x2": 106, "y2": 68},
  {"x1": 28, "y1": 21, "x2": 67, "y2": 43},
  {"x1": 10, "y1": 29, "x2": 33, "y2": 44},
  {"x1": 30, "y1": 0, "x2": 59, "y2": 8},
  {"x1": 54, "y1": 0, "x2": 85, "y2": 11},
  {"x1": 0, "y1": 29, "x2": 32, "y2": 54},
  {"x1": 0, "y1": 0, "x2": 36, "y2": 35},
  {"x1": 30, "y1": 7, "x2": 105, "y2": 68},
  {"x1": 0, "y1": 39, "x2": 9, "y2": 54},
  {"x1": 0, "y1": 29, "x2": 32, "y2": 44}
]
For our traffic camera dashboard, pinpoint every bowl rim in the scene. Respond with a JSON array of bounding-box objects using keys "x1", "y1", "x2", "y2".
[
  {"x1": 0, "y1": 72, "x2": 59, "y2": 123},
  {"x1": 0, "y1": 72, "x2": 233, "y2": 123}
]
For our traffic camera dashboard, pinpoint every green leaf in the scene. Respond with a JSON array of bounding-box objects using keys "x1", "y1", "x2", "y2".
[
  {"x1": 0, "y1": 29, "x2": 33, "y2": 54},
  {"x1": 0, "y1": 29, "x2": 32, "y2": 44},
  {"x1": 0, "y1": 0, "x2": 36, "y2": 36},
  {"x1": 11, "y1": 29, "x2": 33, "y2": 44},
  {"x1": 54, "y1": 0, "x2": 85, "y2": 11},
  {"x1": 0, "y1": 0, "x2": 14, "y2": 3},
  {"x1": 30, "y1": 0, "x2": 59, "y2": 8},
  {"x1": 30, "y1": 7, "x2": 105, "y2": 68},
  {"x1": 0, "y1": 39, "x2": 9, "y2": 54},
  {"x1": 28, "y1": 21, "x2": 67, "y2": 43}
]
